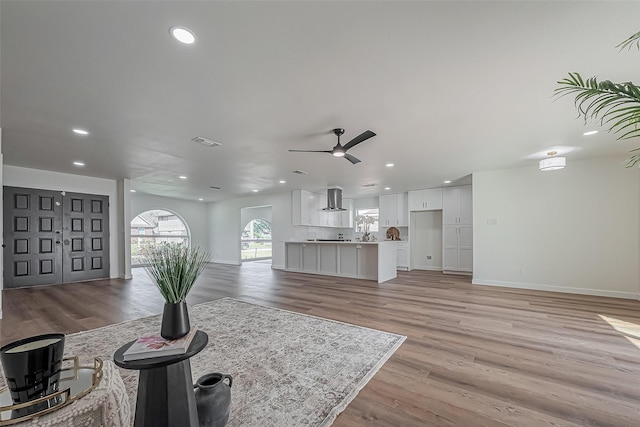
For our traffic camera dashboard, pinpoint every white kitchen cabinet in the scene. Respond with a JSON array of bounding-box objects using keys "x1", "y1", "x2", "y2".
[
  {"x1": 292, "y1": 190, "x2": 320, "y2": 226},
  {"x1": 292, "y1": 190, "x2": 353, "y2": 228},
  {"x1": 408, "y1": 188, "x2": 443, "y2": 211},
  {"x1": 442, "y1": 225, "x2": 472, "y2": 273},
  {"x1": 379, "y1": 193, "x2": 408, "y2": 226},
  {"x1": 396, "y1": 241, "x2": 409, "y2": 270},
  {"x1": 340, "y1": 199, "x2": 354, "y2": 228},
  {"x1": 442, "y1": 185, "x2": 472, "y2": 225}
]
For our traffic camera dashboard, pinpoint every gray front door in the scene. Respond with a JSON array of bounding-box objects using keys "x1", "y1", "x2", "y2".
[
  {"x1": 3, "y1": 187, "x2": 64, "y2": 288},
  {"x1": 3, "y1": 187, "x2": 110, "y2": 288},
  {"x1": 62, "y1": 192, "x2": 110, "y2": 282}
]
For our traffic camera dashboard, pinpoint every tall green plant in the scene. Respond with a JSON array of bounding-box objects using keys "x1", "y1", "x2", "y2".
[
  {"x1": 141, "y1": 243, "x2": 210, "y2": 303},
  {"x1": 555, "y1": 31, "x2": 640, "y2": 167}
]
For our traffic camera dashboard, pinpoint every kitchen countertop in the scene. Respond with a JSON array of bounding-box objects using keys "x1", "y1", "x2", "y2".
[{"x1": 286, "y1": 240, "x2": 384, "y2": 244}]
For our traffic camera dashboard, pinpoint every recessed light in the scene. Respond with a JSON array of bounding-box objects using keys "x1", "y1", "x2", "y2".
[
  {"x1": 386, "y1": 163, "x2": 394, "y2": 167},
  {"x1": 170, "y1": 26, "x2": 196, "y2": 45},
  {"x1": 279, "y1": 180, "x2": 286, "y2": 184},
  {"x1": 178, "y1": 175, "x2": 187, "y2": 180},
  {"x1": 384, "y1": 187, "x2": 391, "y2": 190},
  {"x1": 252, "y1": 189, "x2": 259, "y2": 193},
  {"x1": 444, "y1": 180, "x2": 451, "y2": 184},
  {"x1": 72, "y1": 128, "x2": 89, "y2": 136},
  {"x1": 130, "y1": 189, "x2": 136, "y2": 193},
  {"x1": 73, "y1": 161, "x2": 85, "y2": 167},
  {"x1": 583, "y1": 130, "x2": 598, "y2": 136},
  {"x1": 198, "y1": 198, "x2": 203, "y2": 201}
]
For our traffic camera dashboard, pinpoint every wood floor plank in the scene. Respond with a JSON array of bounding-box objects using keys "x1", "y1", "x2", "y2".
[{"x1": 1, "y1": 264, "x2": 640, "y2": 426}]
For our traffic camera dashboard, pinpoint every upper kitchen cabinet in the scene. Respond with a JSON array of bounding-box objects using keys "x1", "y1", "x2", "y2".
[
  {"x1": 408, "y1": 188, "x2": 443, "y2": 211},
  {"x1": 379, "y1": 193, "x2": 408, "y2": 227},
  {"x1": 292, "y1": 190, "x2": 320, "y2": 226},
  {"x1": 292, "y1": 190, "x2": 353, "y2": 228},
  {"x1": 442, "y1": 185, "x2": 472, "y2": 226},
  {"x1": 340, "y1": 198, "x2": 354, "y2": 228}
]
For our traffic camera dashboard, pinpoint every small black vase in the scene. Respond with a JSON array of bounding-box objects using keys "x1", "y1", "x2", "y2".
[
  {"x1": 194, "y1": 373, "x2": 233, "y2": 427},
  {"x1": 161, "y1": 301, "x2": 190, "y2": 340}
]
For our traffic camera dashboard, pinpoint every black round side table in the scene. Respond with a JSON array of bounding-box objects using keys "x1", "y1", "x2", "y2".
[{"x1": 114, "y1": 330, "x2": 208, "y2": 427}]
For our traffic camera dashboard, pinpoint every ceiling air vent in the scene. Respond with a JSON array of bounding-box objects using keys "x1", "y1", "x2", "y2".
[
  {"x1": 191, "y1": 136, "x2": 222, "y2": 147},
  {"x1": 362, "y1": 183, "x2": 377, "y2": 188},
  {"x1": 292, "y1": 170, "x2": 308, "y2": 175},
  {"x1": 209, "y1": 186, "x2": 221, "y2": 190}
]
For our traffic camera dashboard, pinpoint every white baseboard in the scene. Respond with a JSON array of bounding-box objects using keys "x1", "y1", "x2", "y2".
[
  {"x1": 472, "y1": 278, "x2": 640, "y2": 300},
  {"x1": 413, "y1": 266, "x2": 442, "y2": 271},
  {"x1": 271, "y1": 264, "x2": 285, "y2": 270}
]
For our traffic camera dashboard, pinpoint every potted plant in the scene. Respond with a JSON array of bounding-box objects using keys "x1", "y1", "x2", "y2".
[
  {"x1": 141, "y1": 243, "x2": 210, "y2": 339},
  {"x1": 355, "y1": 214, "x2": 375, "y2": 242}
]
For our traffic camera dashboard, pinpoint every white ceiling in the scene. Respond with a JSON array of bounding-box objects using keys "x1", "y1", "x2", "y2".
[{"x1": 1, "y1": 1, "x2": 638, "y2": 201}]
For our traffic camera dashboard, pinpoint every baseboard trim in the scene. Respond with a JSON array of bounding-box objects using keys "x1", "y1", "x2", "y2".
[
  {"x1": 412, "y1": 266, "x2": 442, "y2": 271},
  {"x1": 472, "y1": 278, "x2": 640, "y2": 300},
  {"x1": 271, "y1": 264, "x2": 285, "y2": 270}
]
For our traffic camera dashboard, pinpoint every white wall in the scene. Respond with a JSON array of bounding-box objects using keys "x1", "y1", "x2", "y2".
[
  {"x1": 209, "y1": 192, "x2": 293, "y2": 269},
  {"x1": 130, "y1": 193, "x2": 210, "y2": 252},
  {"x1": 3, "y1": 165, "x2": 123, "y2": 279},
  {"x1": 473, "y1": 157, "x2": 640, "y2": 299}
]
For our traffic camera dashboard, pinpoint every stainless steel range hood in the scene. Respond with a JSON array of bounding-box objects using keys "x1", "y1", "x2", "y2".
[{"x1": 322, "y1": 188, "x2": 346, "y2": 211}]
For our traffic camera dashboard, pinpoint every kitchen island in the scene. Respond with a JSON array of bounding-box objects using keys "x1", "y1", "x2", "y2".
[{"x1": 284, "y1": 240, "x2": 397, "y2": 283}]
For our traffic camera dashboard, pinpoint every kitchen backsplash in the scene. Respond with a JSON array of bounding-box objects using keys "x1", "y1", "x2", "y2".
[{"x1": 292, "y1": 226, "x2": 408, "y2": 241}]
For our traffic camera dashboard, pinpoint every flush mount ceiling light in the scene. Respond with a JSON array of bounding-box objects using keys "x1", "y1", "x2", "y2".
[
  {"x1": 252, "y1": 189, "x2": 259, "y2": 193},
  {"x1": 583, "y1": 130, "x2": 598, "y2": 136},
  {"x1": 384, "y1": 187, "x2": 391, "y2": 190},
  {"x1": 198, "y1": 198, "x2": 203, "y2": 201},
  {"x1": 279, "y1": 180, "x2": 286, "y2": 184},
  {"x1": 191, "y1": 136, "x2": 222, "y2": 147},
  {"x1": 170, "y1": 26, "x2": 196, "y2": 45},
  {"x1": 539, "y1": 151, "x2": 566, "y2": 171},
  {"x1": 444, "y1": 180, "x2": 451, "y2": 184},
  {"x1": 130, "y1": 189, "x2": 136, "y2": 193},
  {"x1": 178, "y1": 175, "x2": 187, "y2": 180},
  {"x1": 72, "y1": 128, "x2": 89, "y2": 136},
  {"x1": 73, "y1": 161, "x2": 85, "y2": 167},
  {"x1": 386, "y1": 163, "x2": 394, "y2": 167}
]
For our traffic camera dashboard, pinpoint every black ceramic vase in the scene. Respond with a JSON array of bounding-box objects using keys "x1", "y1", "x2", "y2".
[
  {"x1": 0, "y1": 333, "x2": 65, "y2": 412},
  {"x1": 161, "y1": 301, "x2": 191, "y2": 340},
  {"x1": 194, "y1": 373, "x2": 233, "y2": 427}
]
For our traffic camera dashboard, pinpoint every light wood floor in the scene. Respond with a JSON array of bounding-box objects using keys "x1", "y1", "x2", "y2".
[{"x1": 2, "y1": 263, "x2": 640, "y2": 426}]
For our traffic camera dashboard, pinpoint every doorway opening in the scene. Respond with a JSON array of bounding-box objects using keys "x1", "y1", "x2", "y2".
[
  {"x1": 241, "y1": 218, "x2": 272, "y2": 262},
  {"x1": 130, "y1": 209, "x2": 190, "y2": 266}
]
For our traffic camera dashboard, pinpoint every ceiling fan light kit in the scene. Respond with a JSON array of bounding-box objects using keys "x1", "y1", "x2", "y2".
[{"x1": 289, "y1": 128, "x2": 376, "y2": 164}]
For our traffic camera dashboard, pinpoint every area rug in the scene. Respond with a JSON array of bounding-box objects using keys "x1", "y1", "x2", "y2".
[{"x1": 19, "y1": 298, "x2": 405, "y2": 426}]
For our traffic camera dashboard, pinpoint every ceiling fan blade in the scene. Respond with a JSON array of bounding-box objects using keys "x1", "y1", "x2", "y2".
[
  {"x1": 344, "y1": 153, "x2": 361, "y2": 164},
  {"x1": 343, "y1": 130, "x2": 376, "y2": 151},
  {"x1": 288, "y1": 149, "x2": 333, "y2": 153}
]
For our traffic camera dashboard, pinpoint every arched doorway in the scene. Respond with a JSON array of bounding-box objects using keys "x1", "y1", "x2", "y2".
[
  {"x1": 130, "y1": 209, "x2": 190, "y2": 266},
  {"x1": 241, "y1": 218, "x2": 272, "y2": 262}
]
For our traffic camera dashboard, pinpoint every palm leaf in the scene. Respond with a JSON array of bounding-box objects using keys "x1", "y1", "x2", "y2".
[
  {"x1": 616, "y1": 31, "x2": 640, "y2": 51},
  {"x1": 555, "y1": 72, "x2": 640, "y2": 167}
]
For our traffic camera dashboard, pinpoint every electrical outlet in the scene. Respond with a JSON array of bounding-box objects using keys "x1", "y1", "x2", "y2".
[{"x1": 426, "y1": 255, "x2": 432, "y2": 260}]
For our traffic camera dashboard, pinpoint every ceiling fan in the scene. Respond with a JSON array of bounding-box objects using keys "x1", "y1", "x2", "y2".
[{"x1": 288, "y1": 128, "x2": 376, "y2": 164}]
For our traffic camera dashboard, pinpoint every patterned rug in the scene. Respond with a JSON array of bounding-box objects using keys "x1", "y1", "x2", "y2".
[{"x1": 41, "y1": 298, "x2": 405, "y2": 426}]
